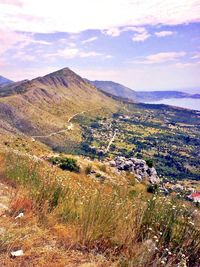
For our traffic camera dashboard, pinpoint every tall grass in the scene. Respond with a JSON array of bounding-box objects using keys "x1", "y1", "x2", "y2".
[
  {"x1": 5, "y1": 154, "x2": 68, "y2": 213},
  {"x1": 3, "y1": 152, "x2": 200, "y2": 266}
]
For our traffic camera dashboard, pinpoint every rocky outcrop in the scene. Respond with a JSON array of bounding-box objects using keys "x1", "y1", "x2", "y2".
[{"x1": 110, "y1": 156, "x2": 160, "y2": 184}]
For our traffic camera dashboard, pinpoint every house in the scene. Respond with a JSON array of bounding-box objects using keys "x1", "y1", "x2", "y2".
[{"x1": 187, "y1": 192, "x2": 200, "y2": 203}]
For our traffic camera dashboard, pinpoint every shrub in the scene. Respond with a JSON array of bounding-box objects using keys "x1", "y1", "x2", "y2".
[
  {"x1": 85, "y1": 164, "x2": 92, "y2": 174},
  {"x1": 146, "y1": 158, "x2": 154, "y2": 168},
  {"x1": 50, "y1": 156, "x2": 80, "y2": 173},
  {"x1": 59, "y1": 158, "x2": 80, "y2": 172},
  {"x1": 147, "y1": 184, "x2": 158, "y2": 194}
]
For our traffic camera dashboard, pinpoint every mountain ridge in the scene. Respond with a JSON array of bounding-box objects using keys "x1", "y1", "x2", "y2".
[
  {"x1": 0, "y1": 75, "x2": 13, "y2": 86},
  {"x1": 87, "y1": 79, "x2": 200, "y2": 102}
]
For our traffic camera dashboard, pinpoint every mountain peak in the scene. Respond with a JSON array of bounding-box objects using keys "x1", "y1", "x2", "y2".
[{"x1": 33, "y1": 67, "x2": 87, "y2": 89}]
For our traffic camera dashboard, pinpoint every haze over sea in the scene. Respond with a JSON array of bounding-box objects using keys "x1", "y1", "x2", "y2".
[{"x1": 146, "y1": 98, "x2": 200, "y2": 111}]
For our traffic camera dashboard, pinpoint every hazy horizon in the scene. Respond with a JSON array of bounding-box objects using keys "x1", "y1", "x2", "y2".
[{"x1": 0, "y1": 0, "x2": 200, "y2": 91}]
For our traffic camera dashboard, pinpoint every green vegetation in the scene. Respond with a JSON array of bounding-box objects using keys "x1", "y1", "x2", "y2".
[
  {"x1": 80, "y1": 103, "x2": 200, "y2": 180},
  {"x1": 145, "y1": 158, "x2": 154, "y2": 168},
  {"x1": 49, "y1": 156, "x2": 80, "y2": 172}
]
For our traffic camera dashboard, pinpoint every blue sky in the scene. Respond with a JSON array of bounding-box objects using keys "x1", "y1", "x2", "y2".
[{"x1": 0, "y1": 0, "x2": 200, "y2": 91}]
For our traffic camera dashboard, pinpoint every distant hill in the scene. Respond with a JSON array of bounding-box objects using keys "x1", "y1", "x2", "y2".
[
  {"x1": 0, "y1": 75, "x2": 13, "y2": 86},
  {"x1": 88, "y1": 80, "x2": 137, "y2": 100},
  {"x1": 87, "y1": 80, "x2": 200, "y2": 102},
  {"x1": 135, "y1": 90, "x2": 190, "y2": 102}
]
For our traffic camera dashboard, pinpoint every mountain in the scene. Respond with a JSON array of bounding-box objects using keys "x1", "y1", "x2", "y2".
[
  {"x1": 0, "y1": 75, "x2": 13, "y2": 86},
  {"x1": 0, "y1": 68, "x2": 118, "y2": 151},
  {"x1": 87, "y1": 80, "x2": 200, "y2": 102},
  {"x1": 88, "y1": 80, "x2": 137, "y2": 100}
]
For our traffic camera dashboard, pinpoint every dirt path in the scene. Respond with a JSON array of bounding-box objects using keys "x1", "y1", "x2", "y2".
[
  {"x1": 105, "y1": 129, "x2": 117, "y2": 153},
  {"x1": 32, "y1": 109, "x2": 100, "y2": 139}
]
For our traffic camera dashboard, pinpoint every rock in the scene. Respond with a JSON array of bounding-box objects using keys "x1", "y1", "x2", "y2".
[
  {"x1": 15, "y1": 212, "x2": 24, "y2": 219},
  {"x1": 124, "y1": 160, "x2": 133, "y2": 167},
  {"x1": 110, "y1": 160, "x2": 116, "y2": 167},
  {"x1": 11, "y1": 249, "x2": 24, "y2": 257},
  {"x1": 109, "y1": 156, "x2": 160, "y2": 184},
  {"x1": 143, "y1": 239, "x2": 156, "y2": 254},
  {"x1": 172, "y1": 184, "x2": 184, "y2": 192}
]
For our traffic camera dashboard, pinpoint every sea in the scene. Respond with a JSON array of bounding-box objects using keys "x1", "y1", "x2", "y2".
[{"x1": 145, "y1": 98, "x2": 200, "y2": 111}]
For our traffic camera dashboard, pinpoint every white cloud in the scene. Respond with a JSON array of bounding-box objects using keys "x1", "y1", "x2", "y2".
[
  {"x1": 0, "y1": 29, "x2": 27, "y2": 54},
  {"x1": 0, "y1": 0, "x2": 199, "y2": 33},
  {"x1": 174, "y1": 61, "x2": 200, "y2": 68},
  {"x1": 104, "y1": 26, "x2": 151, "y2": 42},
  {"x1": 0, "y1": 28, "x2": 51, "y2": 56},
  {"x1": 82, "y1": 36, "x2": 98, "y2": 44},
  {"x1": 57, "y1": 48, "x2": 79, "y2": 59},
  {"x1": 0, "y1": 0, "x2": 23, "y2": 7},
  {"x1": 46, "y1": 47, "x2": 104, "y2": 59},
  {"x1": 132, "y1": 31, "x2": 151, "y2": 42},
  {"x1": 13, "y1": 50, "x2": 36, "y2": 61},
  {"x1": 103, "y1": 26, "x2": 147, "y2": 37},
  {"x1": 192, "y1": 53, "x2": 200, "y2": 59},
  {"x1": 80, "y1": 51, "x2": 103, "y2": 58},
  {"x1": 103, "y1": 28, "x2": 121, "y2": 37},
  {"x1": 0, "y1": 66, "x2": 59, "y2": 81},
  {"x1": 131, "y1": 51, "x2": 186, "y2": 64},
  {"x1": 155, "y1": 31, "x2": 175, "y2": 37}
]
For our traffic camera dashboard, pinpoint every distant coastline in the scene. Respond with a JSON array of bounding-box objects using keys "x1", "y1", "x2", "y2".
[{"x1": 145, "y1": 98, "x2": 200, "y2": 111}]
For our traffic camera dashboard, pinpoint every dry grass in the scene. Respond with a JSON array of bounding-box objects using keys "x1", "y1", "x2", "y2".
[{"x1": 0, "y1": 152, "x2": 199, "y2": 267}]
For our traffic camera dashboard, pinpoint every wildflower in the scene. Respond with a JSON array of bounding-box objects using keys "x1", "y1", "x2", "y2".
[
  {"x1": 148, "y1": 227, "x2": 153, "y2": 231},
  {"x1": 168, "y1": 251, "x2": 172, "y2": 255},
  {"x1": 161, "y1": 260, "x2": 165, "y2": 264},
  {"x1": 153, "y1": 235, "x2": 158, "y2": 239}
]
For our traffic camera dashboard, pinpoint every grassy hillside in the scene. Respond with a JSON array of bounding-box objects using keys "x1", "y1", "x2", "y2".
[
  {"x1": 0, "y1": 68, "x2": 119, "y2": 152},
  {"x1": 0, "y1": 151, "x2": 199, "y2": 266}
]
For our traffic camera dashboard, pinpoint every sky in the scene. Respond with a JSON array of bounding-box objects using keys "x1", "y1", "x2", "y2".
[{"x1": 0, "y1": 0, "x2": 200, "y2": 91}]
